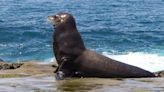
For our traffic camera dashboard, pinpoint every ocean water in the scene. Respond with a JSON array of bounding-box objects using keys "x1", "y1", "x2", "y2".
[{"x1": 0, "y1": 0, "x2": 164, "y2": 72}]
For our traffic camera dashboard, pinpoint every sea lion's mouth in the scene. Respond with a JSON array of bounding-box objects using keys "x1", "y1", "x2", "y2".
[
  {"x1": 47, "y1": 16, "x2": 54, "y2": 21},
  {"x1": 47, "y1": 16, "x2": 56, "y2": 25},
  {"x1": 47, "y1": 16, "x2": 61, "y2": 26}
]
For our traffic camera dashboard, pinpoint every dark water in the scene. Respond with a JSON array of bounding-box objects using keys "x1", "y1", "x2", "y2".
[{"x1": 0, "y1": 0, "x2": 164, "y2": 71}]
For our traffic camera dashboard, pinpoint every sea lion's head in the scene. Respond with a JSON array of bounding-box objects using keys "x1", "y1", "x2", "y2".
[{"x1": 47, "y1": 12, "x2": 76, "y2": 28}]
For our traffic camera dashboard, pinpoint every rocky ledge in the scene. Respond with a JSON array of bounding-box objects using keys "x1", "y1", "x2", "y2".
[
  {"x1": 0, "y1": 60, "x2": 164, "y2": 92},
  {"x1": 0, "y1": 60, "x2": 164, "y2": 78},
  {"x1": 0, "y1": 62, "x2": 23, "y2": 70},
  {"x1": 0, "y1": 61, "x2": 57, "y2": 78}
]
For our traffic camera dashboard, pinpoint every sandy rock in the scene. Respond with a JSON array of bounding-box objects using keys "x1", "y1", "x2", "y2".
[{"x1": 0, "y1": 61, "x2": 56, "y2": 78}]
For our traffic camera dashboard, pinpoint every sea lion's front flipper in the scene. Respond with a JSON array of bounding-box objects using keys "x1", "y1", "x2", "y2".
[
  {"x1": 54, "y1": 66, "x2": 59, "y2": 73},
  {"x1": 55, "y1": 56, "x2": 75, "y2": 80},
  {"x1": 55, "y1": 71, "x2": 65, "y2": 80},
  {"x1": 55, "y1": 69, "x2": 75, "y2": 80}
]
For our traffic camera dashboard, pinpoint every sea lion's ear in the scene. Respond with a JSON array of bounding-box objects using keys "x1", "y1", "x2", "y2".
[{"x1": 60, "y1": 14, "x2": 67, "y2": 22}]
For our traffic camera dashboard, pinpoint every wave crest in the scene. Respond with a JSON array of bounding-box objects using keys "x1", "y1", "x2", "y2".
[{"x1": 102, "y1": 52, "x2": 164, "y2": 72}]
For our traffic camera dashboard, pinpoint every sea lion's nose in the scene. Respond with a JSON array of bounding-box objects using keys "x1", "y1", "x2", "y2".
[{"x1": 48, "y1": 16, "x2": 54, "y2": 20}]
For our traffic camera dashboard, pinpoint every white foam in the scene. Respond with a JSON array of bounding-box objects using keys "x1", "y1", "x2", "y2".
[
  {"x1": 41, "y1": 57, "x2": 56, "y2": 64},
  {"x1": 49, "y1": 57, "x2": 56, "y2": 63},
  {"x1": 102, "y1": 52, "x2": 164, "y2": 72}
]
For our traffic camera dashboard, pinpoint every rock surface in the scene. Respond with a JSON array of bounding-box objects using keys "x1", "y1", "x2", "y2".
[
  {"x1": 0, "y1": 62, "x2": 23, "y2": 70},
  {"x1": 0, "y1": 61, "x2": 56, "y2": 78},
  {"x1": 0, "y1": 76, "x2": 164, "y2": 92},
  {"x1": 0, "y1": 61, "x2": 164, "y2": 92}
]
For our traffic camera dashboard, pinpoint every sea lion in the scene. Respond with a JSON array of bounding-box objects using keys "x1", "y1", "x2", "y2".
[
  {"x1": 48, "y1": 12, "x2": 86, "y2": 79},
  {"x1": 47, "y1": 12, "x2": 155, "y2": 80}
]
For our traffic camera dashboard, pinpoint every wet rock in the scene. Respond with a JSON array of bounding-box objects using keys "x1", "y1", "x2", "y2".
[
  {"x1": 11, "y1": 63, "x2": 24, "y2": 69},
  {"x1": 2, "y1": 64, "x2": 10, "y2": 70},
  {"x1": 0, "y1": 62, "x2": 24, "y2": 70},
  {"x1": 0, "y1": 61, "x2": 55, "y2": 78}
]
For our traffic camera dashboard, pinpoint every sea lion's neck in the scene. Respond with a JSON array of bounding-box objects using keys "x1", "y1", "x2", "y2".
[{"x1": 55, "y1": 23, "x2": 77, "y2": 33}]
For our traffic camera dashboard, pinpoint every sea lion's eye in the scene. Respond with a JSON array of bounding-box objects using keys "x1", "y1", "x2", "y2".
[
  {"x1": 56, "y1": 15, "x2": 59, "y2": 17},
  {"x1": 54, "y1": 15, "x2": 59, "y2": 19}
]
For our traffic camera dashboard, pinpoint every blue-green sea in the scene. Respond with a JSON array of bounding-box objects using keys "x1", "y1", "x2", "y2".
[{"x1": 0, "y1": 0, "x2": 164, "y2": 72}]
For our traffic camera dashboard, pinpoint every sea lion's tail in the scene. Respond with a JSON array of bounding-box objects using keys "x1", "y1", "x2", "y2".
[{"x1": 154, "y1": 71, "x2": 163, "y2": 77}]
